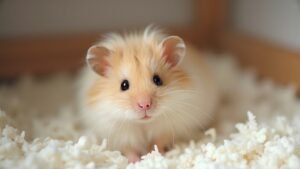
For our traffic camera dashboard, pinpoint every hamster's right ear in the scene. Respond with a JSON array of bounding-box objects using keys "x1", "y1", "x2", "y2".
[{"x1": 86, "y1": 45, "x2": 111, "y2": 77}]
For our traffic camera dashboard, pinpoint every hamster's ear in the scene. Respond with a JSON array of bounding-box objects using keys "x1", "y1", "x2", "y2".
[
  {"x1": 86, "y1": 45, "x2": 110, "y2": 77},
  {"x1": 160, "y1": 36, "x2": 186, "y2": 67}
]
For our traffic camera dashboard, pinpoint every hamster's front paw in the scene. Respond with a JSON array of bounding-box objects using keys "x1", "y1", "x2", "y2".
[
  {"x1": 152, "y1": 135, "x2": 171, "y2": 154},
  {"x1": 124, "y1": 150, "x2": 141, "y2": 163}
]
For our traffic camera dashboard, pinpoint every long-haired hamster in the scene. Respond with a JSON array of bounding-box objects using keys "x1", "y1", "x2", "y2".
[{"x1": 78, "y1": 26, "x2": 219, "y2": 162}]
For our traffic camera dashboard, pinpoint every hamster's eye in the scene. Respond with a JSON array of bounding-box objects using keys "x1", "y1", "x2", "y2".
[
  {"x1": 121, "y1": 79, "x2": 130, "y2": 91},
  {"x1": 153, "y1": 74, "x2": 163, "y2": 86}
]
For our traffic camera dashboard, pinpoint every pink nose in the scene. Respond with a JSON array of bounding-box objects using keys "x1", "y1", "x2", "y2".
[{"x1": 137, "y1": 101, "x2": 152, "y2": 111}]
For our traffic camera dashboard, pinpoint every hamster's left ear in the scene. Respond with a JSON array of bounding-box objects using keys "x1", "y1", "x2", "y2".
[
  {"x1": 86, "y1": 45, "x2": 111, "y2": 77},
  {"x1": 160, "y1": 36, "x2": 186, "y2": 67}
]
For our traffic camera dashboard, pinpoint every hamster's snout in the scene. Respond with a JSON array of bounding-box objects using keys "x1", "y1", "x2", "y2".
[
  {"x1": 137, "y1": 100, "x2": 152, "y2": 111},
  {"x1": 134, "y1": 94, "x2": 154, "y2": 119},
  {"x1": 136, "y1": 97, "x2": 152, "y2": 111}
]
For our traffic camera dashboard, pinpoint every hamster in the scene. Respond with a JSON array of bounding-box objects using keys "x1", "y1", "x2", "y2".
[{"x1": 78, "y1": 26, "x2": 219, "y2": 162}]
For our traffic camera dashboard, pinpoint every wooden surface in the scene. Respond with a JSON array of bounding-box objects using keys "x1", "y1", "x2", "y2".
[
  {"x1": 217, "y1": 31, "x2": 300, "y2": 90},
  {"x1": 195, "y1": 0, "x2": 228, "y2": 48},
  {"x1": 0, "y1": 28, "x2": 197, "y2": 78},
  {"x1": 0, "y1": 34, "x2": 97, "y2": 78}
]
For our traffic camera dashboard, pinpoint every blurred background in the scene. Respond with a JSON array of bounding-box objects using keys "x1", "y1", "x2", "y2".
[
  {"x1": 1, "y1": 0, "x2": 300, "y2": 48},
  {"x1": 1, "y1": 0, "x2": 300, "y2": 88},
  {"x1": 0, "y1": 0, "x2": 193, "y2": 37}
]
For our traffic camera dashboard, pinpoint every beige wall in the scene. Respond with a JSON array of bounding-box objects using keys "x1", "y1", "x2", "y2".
[
  {"x1": 232, "y1": 0, "x2": 300, "y2": 50},
  {"x1": 0, "y1": 0, "x2": 193, "y2": 37}
]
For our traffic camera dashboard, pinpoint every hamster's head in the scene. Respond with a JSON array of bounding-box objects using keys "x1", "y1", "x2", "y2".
[{"x1": 86, "y1": 27, "x2": 190, "y2": 123}]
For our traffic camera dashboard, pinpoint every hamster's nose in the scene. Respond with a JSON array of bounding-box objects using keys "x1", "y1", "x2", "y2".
[{"x1": 137, "y1": 100, "x2": 152, "y2": 111}]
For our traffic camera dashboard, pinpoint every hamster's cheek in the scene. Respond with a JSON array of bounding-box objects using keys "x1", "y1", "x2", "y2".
[
  {"x1": 154, "y1": 90, "x2": 173, "y2": 110},
  {"x1": 114, "y1": 95, "x2": 140, "y2": 120}
]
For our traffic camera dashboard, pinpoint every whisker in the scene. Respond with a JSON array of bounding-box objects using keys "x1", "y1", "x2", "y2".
[
  {"x1": 160, "y1": 106, "x2": 195, "y2": 139},
  {"x1": 163, "y1": 104, "x2": 214, "y2": 135}
]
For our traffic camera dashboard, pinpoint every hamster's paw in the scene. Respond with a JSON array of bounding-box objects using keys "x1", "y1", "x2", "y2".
[
  {"x1": 125, "y1": 151, "x2": 141, "y2": 163},
  {"x1": 153, "y1": 135, "x2": 171, "y2": 154}
]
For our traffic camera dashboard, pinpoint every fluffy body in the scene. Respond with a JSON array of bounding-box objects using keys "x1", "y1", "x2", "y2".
[{"x1": 78, "y1": 27, "x2": 219, "y2": 157}]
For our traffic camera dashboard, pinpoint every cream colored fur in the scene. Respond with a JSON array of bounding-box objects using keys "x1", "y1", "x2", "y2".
[{"x1": 78, "y1": 26, "x2": 219, "y2": 155}]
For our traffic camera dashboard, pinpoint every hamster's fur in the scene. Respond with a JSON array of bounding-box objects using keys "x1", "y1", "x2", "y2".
[{"x1": 78, "y1": 26, "x2": 219, "y2": 161}]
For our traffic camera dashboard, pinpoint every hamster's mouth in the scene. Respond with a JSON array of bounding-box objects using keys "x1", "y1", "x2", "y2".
[
  {"x1": 135, "y1": 112, "x2": 155, "y2": 123},
  {"x1": 141, "y1": 114, "x2": 151, "y2": 120}
]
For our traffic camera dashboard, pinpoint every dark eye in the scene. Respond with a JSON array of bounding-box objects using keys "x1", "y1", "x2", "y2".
[
  {"x1": 153, "y1": 74, "x2": 163, "y2": 86},
  {"x1": 121, "y1": 79, "x2": 129, "y2": 91}
]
